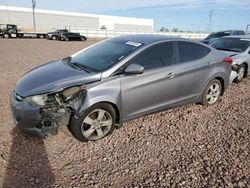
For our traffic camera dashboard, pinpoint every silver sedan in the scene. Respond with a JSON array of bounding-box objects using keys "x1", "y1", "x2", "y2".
[
  {"x1": 10, "y1": 35, "x2": 232, "y2": 142},
  {"x1": 211, "y1": 35, "x2": 250, "y2": 83}
]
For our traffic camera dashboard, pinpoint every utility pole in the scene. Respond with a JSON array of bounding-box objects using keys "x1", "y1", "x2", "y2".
[
  {"x1": 209, "y1": 9, "x2": 214, "y2": 32},
  {"x1": 7, "y1": 4, "x2": 10, "y2": 23},
  {"x1": 32, "y1": 0, "x2": 36, "y2": 31}
]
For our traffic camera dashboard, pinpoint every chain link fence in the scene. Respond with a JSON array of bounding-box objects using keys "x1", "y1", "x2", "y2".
[{"x1": 71, "y1": 28, "x2": 209, "y2": 40}]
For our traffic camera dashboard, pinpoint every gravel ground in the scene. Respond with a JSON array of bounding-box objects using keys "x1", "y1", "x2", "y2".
[{"x1": 0, "y1": 39, "x2": 249, "y2": 188}]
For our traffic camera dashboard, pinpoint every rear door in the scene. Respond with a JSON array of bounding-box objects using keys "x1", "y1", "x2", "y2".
[
  {"x1": 120, "y1": 42, "x2": 179, "y2": 120},
  {"x1": 174, "y1": 41, "x2": 213, "y2": 102}
]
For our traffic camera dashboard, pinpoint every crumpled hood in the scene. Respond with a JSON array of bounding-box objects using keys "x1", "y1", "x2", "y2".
[{"x1": 15, "y1": 60, "x2": 101, "y2": 97}]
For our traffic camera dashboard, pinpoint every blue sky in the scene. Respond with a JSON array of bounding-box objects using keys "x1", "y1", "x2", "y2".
[{"x1": 0, "y1": 0, "x2": 250, "y2": 32}]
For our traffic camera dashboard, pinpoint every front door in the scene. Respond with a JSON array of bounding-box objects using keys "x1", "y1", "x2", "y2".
[{"x1": 120, "y1": 42, "x2": 179, "y2": 121}]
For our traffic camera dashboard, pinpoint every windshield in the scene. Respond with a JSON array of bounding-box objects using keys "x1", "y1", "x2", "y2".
[
  {"x1": 207, "y1": 31, "x2": 231, "y2": 39},
  {"x1": 71, "y1": 40, "x2": 142, "y2": 72},
  {"x1": 211, "y1": 38, "x2": 250, "y2": 52}
]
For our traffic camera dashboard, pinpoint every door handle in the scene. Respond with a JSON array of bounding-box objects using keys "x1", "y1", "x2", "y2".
[
  {"x1": 166, "y1": 72, "x2": 176, "y2": 79},
  {"x1": 209, "y1": 61, "x2": 216, "y2": 67}
]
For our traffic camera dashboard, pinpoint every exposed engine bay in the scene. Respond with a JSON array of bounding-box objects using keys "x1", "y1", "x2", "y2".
[{"x1": 36, "y1": 86, "x2": 86, "y2": 136}]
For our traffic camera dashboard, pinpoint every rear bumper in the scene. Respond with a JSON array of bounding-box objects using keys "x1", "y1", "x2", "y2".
[{"x1": 10, "y1": 92, "x2": 44, "y2": 137}]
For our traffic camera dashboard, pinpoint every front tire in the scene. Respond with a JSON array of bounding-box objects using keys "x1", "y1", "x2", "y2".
[
  {"x1": 69, "y1": 103, "x2": 116, "y2": 142},
  {"x1": 3, "y1": 33, "x2": 9, "y2": 38},
  {"x1": 234, "y1": 64, "x2": 246, "y2": 83},
  {"x1": 202, "y1": 79, "x2": 222, "y2": 106},
  {"x1": 39, "y1": 35, "x2": 44, "y2": 39}
]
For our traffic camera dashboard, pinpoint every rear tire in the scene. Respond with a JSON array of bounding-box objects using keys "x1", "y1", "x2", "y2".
[
  {"x1": 69, "y1": 103, "x2": 116, "y2": 142},
  {"x1": 51, "y1": 35, "x2": 57, "y2": 40},
  {"x1": 81, "y1": 37, "x2": 87, "y2": 41},
  {"x1": 202, "y1": 79, "x2": 222, "y2": 106},
  {"x1": 234, "y1": 64, "x2": 246, "y2": 83}
]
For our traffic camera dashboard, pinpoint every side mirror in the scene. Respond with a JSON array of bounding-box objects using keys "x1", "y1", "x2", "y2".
[{"x1": 124, "y1": 64, "x2": 144, "y2": 74}]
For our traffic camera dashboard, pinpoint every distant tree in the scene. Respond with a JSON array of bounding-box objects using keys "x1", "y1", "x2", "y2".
[
  {"x1": 160, "y1": 27, "x2": 170, "y2": 32},
  {"x1": 172, "y1": 28, "x2": 179, "y2": 32},
  {"x1": 100, "y1": 25, "x2": 107, "y2": 30},
  {"x1": 160, "y1": 27, "x2": 166, "y2": 32}
]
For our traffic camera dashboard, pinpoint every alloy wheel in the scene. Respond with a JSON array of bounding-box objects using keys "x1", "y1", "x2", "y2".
[
  {"x1": 81, "y1": 109, "x2": 113, "y2": 141},
  {"x1": 237, "y1": 66, "x2": 245, "y2": 81},
  {"x1": 206, "y1": 82, "x2": 221, "y2": 105}
]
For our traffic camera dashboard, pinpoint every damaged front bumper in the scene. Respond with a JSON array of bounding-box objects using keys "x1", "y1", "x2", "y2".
[
  {"x1": 229, "y1": 64, "x2": 243, "y2": 84},
  {"x1": 230, "y1": 70, "x2": 238, "y2": 84},
  {"x1": 10, "y1": 91, "x2": 73, "y2": 137}
]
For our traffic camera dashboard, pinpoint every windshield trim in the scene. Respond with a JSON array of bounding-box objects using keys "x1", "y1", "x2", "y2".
[{"x1": 70, "y1": 40, "x2": 143, "y2": 73}]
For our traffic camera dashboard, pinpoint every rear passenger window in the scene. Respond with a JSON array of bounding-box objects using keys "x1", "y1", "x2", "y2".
[
  {"x1": 130, "y1": 42, "x2": 174, "y2": 70},
  {"x1": 237, "y1": 31, "x2": 245, "y2": 35},
  {"x1": 177, "y1": 42, "x2": 210, "y2": 63}
]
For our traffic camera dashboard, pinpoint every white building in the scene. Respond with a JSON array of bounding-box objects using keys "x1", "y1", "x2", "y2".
[{"x1": 0, "y1": 6, "x2": 154, "y2": 32}]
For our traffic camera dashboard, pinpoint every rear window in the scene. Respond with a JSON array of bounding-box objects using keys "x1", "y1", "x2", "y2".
[
  {"x1": 232, "y1": 31, "x2": 245, "y2": 35},
  {"x1": 236, "y1": 31, "x2": 245, "y2": 35},
  {"x1": 67, "y1": 33, "x2": 78, "y2": 37},
  {"x1": 207, "y1": 31, "x2": 231, "y2": 39},
  {"x1": 211, "y1": 38, "x2": 250, "y2": 52},
  {"x1": 177, "y1": 42, "x2": 210, "y2": 63},
  {"x1": 57, "y1": 29, "x2": 68, "y2": 33}
]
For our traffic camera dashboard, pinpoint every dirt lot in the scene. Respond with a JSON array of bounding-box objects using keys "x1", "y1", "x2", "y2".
[{"x1": 0, "y1": 39, "x2": 249, "y2": 187}]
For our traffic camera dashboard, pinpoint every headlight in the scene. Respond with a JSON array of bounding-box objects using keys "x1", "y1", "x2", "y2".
[
  {"x1": 26, "y1": 94, "x2": 48, "y2": 107},
  {"x1": 62, "y1": 86, "x2": 81, "y2": 101}
]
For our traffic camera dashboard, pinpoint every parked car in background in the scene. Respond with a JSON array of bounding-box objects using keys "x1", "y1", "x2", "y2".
[
  {"x1": 46, "y1": 29, "x2": 68, "y2": 40},
  {"x1": 246, "y1": 24, "x2": 250, "y2": 34},
  {"x1": 201, "y1": 30, "x2": 245, "y2": 44},
  {"x1": 59, "y1": 32, "x2": 87, "y2": 41},
  {"x1": 10, "y1": 35, "x2": 232, "y2": 142},
  {"x1": 210, "y1": 35, "x2": 250, "y2": 83}
]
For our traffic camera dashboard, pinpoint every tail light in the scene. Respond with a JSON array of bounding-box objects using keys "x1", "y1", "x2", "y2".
[{"x1": 223, "y1": 57, "x2": 233, "y2": 65}]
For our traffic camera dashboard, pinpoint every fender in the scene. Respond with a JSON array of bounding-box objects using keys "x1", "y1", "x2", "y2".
[{"x1": 75, "y1": 77, "x2": 123, "y2": 123}]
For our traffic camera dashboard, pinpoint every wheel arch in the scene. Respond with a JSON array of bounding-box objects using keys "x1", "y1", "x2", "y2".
[
  {"x1": 197, "y1": 74, "x2": 227, "y2": 103},
  {"x1": 242, "y1": 62, "x2": 248, "y2": 77},
  {"x1": 214, "y1": 76, "x2": 225, "y2": 95},
  {"x1": 75, "y1": 96, "x2": 122, "y2": 125},
  {"x1": 92, "y1": 101, "x2": 121, "y2": 125}
]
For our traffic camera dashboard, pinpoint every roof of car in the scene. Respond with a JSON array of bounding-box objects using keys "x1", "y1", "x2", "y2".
[
  {"x1": 111, "y1": 34, "x2": 182, "y2": 44},
  {"x1": 214, "y1": 30, "x2": 244, "y2": 32},
  {"x1": 223, "y1": 35, "x2": 250, "y2": 39}
]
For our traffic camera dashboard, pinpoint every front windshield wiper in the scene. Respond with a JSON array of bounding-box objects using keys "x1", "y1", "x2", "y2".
[
  {"x1": 74, "y1": 62, "x2": 91, "y2": 73},
  {"x1": 215, "y1": 48, "x2": 240, "y2": 52},
  {"x1": 63, "y1": 56, "x2": 90, "y2": 73}
]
